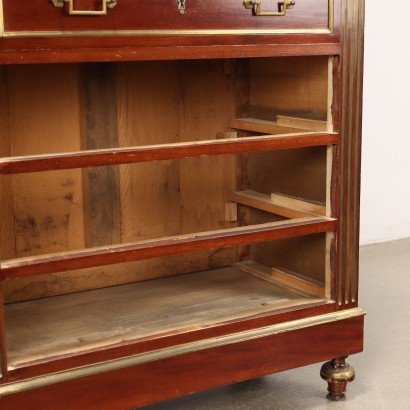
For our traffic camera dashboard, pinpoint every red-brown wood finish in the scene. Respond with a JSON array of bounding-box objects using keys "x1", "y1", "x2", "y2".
[
  {"x1": 0, "y1": 133, "x2": 339, "y2": 175},
  {"x1": 0, "y1": 41, "x2": 341, "y2": 65},
  {"x1": 0, "y1": 316, "x2": 364, "y2": 410},
  {"x1": 3, "y1": 0, "x2": 331, "y2": 32},
  {"x1": 0, "y1": 1, "x2": 342, "y2": 64},
  {"x1": 0, "y1": 0, "x2": 364, "y2": 406}
]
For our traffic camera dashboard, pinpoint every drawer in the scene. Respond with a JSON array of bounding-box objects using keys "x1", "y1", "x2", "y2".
[{"x1": 1, "y1": 0, "x2": 335, "y2": 37}]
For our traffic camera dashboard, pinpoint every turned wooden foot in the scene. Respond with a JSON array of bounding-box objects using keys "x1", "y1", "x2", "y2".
[{"x1": 320, "y1": 357, "x2": 355, "y2": 400}]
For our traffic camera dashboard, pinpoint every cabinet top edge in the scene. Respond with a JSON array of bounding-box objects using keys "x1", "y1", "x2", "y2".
[{"x1": 0, "y1": 0, "x2": 342, "y2": 64}]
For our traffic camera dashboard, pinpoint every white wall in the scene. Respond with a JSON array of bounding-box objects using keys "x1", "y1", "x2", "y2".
[{"x1": 360, "y1": 1, "x2": 410, "y2": 244}]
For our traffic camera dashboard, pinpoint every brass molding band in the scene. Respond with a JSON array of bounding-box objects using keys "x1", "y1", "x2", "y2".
[
  {"x1": 0, "y1": 0, "x2": 4, "y2": 37},
  {"x1": 0, "y1": 307, "x2": 365, "y2": 397},
  {"x1": 3, "y1": 28, "x2": 332, "y2": 38}
]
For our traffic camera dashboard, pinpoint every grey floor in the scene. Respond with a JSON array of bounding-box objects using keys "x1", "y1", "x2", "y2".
[{"x1": 143, "y1": 238, "x2": 410, "y2": 409}]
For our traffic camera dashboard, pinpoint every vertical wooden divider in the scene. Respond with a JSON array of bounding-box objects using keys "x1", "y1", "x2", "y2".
[
  {"x1": 82, "y1": 63, "x2": 121, "y2": 247},
  {"x1": 235, "y1": 58, "x2": 251, "y2": 262},
  {"x1": 0, "y1": 66, "x2": 10, "y2": 377}
]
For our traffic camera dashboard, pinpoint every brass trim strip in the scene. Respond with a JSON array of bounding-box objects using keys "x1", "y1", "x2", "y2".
[
  {"x1": 0, "y1": 307, "x2": 365, "y2": 397},
  {"x1": 1, "y1": 0, "x2": 334, "y2": 38},
  {"x1": 328, "y1": 0, "x2": 334, "y2": 32},
  {"x1": 0, "y1": 0, "x2": 4, "y2": 37},
  {"x1": 3, "y1": 28, "x2": 331, "y2": 38},
  {"x1": 338, "y1": 0, "x2": 363, "y2": 306},
  {"x1": 338, "y1": 0, "x2": 349, "y2": 306},
  {"x1": 345, "y1": 0, "x2": 355, "y2": 305},
  {"x1": 352, "y1": 0, "x2": 364, "y2": 303}
]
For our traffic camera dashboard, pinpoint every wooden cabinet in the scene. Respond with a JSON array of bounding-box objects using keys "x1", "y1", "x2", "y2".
[{"x1": 0, "y1": 1, "x2": 364, "y2": 408}]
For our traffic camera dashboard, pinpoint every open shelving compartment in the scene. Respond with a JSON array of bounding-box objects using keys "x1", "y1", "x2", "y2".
[{"x1": 0, "y1": 55, "x2": 338, "y2": 374}]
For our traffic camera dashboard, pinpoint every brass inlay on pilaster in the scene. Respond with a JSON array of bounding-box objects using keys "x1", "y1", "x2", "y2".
[
  {"x1": 328, "y1": 0, "x2": 335, "y2": 32},
  {"x1": 0, "y1": 0, "x2": 5, "y2": 37},
  {"x1": 345, "y1": 0, "x2": 356, "y2": 305},
  {"x1": 352, "y1": 0, "x2": 364, "y2": 303},
  {"x1": 338, "y1": 0, "x2": 363, "y2": 306},
  {"x1": 338, "y1": 0, "x2": 348, "y2": 306}
]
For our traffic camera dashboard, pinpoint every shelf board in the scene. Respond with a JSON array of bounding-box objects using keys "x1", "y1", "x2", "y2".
[
  {"x1": 1, "y1": 217, "x2": 336, "y2": 279},
  {"x1": 0, "y1": 132, "x2": 338, "y2": 174},
  {"x1": 235, "y1": 260, "x2": 326, "y2": 298},
  {"x1": 5, "y1": 266, "x2": 326, "y2": 370},
  {"x1": 276, "y1": 116, "x2": 329, "y2": 132},
  {"x1": 229, "y1": 190, "x2": 326, "y2": 219},
  {"x1": 230, "y1": 118, "x2": 303, "y2": 134}
]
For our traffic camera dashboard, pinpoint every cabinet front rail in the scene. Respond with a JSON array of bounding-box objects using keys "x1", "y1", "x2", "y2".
[
  {"x1": 0, "y1": 133, "x2": 338, "y2": 174},
  {"x1": 1, "y1": 217, "x2": 336, "y2": 279}
]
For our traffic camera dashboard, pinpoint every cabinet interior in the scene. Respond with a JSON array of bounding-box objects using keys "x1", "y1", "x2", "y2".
[{"x1": 0, "y1": 56, "x2": 336, "y2": 369}]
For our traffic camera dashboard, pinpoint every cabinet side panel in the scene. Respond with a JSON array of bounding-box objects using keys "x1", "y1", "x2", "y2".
[
  {"x1": 250, "y1": 234, "x2": 326, "y2": 284},
  {"x1": 249, "y1": 56, "x2": 329, "y2": 120},
  {"x1": 247, "y1": 147, "x2": 328, "y2": 204}
]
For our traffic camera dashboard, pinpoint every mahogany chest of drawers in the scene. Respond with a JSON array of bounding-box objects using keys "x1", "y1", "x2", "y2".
[{"x1": 0, "y1": 1, "x2": 364, "y2": 408}]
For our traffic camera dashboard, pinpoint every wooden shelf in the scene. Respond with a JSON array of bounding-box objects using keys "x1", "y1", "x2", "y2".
[
  {"x1": 230, "y1": 117, "x2": 329, "y2": 134},
  {"x1": 5, "y1": 266, "x2": 327, "y2": 370},
  {"x1": 229, "y1": 190, "x2": 327, "y2": 219},
  {"x1": 236, "y1": 260, "x2": 326, "y2": 298},
  {"x1": 0, "y1": 133, "x2": 338, "y2": 175},
  {"x1": 1, "y1": 216, "x2": 336, "y2": 280}
]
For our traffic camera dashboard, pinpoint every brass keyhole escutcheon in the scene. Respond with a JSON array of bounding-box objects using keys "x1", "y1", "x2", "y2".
[{"x1": 177, "y1": 0, "x2": 186, "y2": 15}]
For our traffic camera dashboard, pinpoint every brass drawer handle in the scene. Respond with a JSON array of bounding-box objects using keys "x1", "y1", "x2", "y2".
[
  {"x1": 51, "y1": 0, "x2": 117, "y2": 16},
  {"x1": 243, "y1": 0, "x2": 295, "y2": 16}
]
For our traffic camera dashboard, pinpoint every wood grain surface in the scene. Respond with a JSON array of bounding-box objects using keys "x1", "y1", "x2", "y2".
[{"x1": 5, "y1": 266, "x2": 325, "y2": 369}]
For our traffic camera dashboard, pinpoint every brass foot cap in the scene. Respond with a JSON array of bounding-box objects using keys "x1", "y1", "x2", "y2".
[{"x1": 320, "y1": 358, "x2": 355, "y2": 401}]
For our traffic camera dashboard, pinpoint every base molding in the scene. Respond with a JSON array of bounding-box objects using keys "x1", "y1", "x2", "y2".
[{"x1": 0, "y1": 309, "x2": 364, "y2": 409}]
